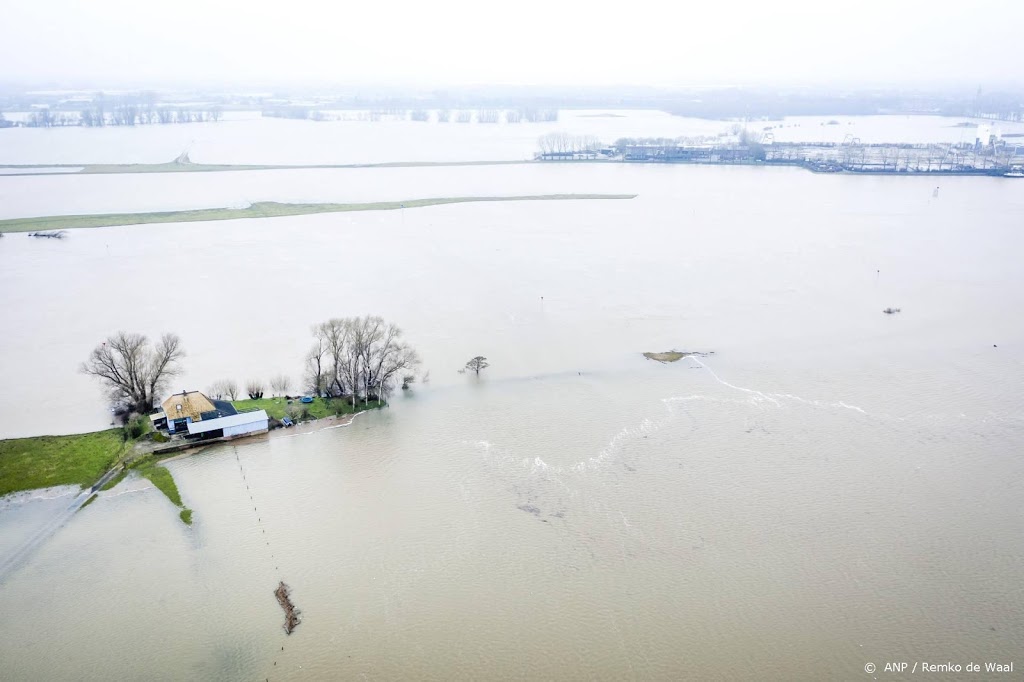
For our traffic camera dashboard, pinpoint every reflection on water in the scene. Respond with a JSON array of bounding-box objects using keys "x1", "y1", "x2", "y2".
[{"x1": 0, "y1": 115, "x2": 1022, "y2": 679}]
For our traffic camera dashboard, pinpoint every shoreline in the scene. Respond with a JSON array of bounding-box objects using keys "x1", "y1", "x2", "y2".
[{"x1": 2, "y1": 156, "x2": 1018, "y2": 179}]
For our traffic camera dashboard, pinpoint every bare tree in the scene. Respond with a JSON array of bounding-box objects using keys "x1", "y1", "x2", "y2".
[
  {"x1": 81, "y1": 332, "x2": 185, "y2": 412},
  {"x1": 210, "y1": 379, "x2": 240, "y2": 400},
  {"x1": 246, "y1": 380, "x2": 265, "y2": 400},
  {"x1": 465, "y1": 356, "x2": 489, "y2": 375},
  {"x1": 207, "y1": 380, "x2": 228, "y2": 399},
  {"x1": 358, "y1": 316, "x2": 420, "y2": 406},
  {"x1": 270, "y1": 374, "x2": 291, "y2": 397}
]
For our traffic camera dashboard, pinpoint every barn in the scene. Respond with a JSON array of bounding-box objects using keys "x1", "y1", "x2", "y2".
[{"x1": 186, "y1": 410, "x2": 270, "y2": 440}]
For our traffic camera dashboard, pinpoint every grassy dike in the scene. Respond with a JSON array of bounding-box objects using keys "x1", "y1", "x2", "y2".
[
  {"x1": 0, "y1": 429, "x2": 129, "y2": 497},
  {"x1": 0, "y1": 428, "x2": 192, "y2": 524},
  {"x1": 0, "y1": 194, "x2": 636, "y2": 233}
]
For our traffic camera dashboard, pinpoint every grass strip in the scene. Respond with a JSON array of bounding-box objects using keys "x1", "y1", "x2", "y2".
[
  {"x1": 0, "y1": 195, "x2": 636, "y2": 233},
  {"x1": 231, "y1": 396, "x2": 382, "y2": 422}
]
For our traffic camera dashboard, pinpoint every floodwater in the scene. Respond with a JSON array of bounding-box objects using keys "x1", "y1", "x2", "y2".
[{"x1": 0, "y1": 112, "x2": 1022, "y2": 680}]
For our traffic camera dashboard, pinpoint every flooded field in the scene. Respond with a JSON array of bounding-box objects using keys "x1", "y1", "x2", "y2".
[{"x1": 1, "y1": 113, "x2": 1022, "y2": 679}]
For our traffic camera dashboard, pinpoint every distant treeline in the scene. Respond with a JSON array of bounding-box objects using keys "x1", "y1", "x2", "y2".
[
  {"x1": 261, "y1": 107, "x2": 559, "y2": 123},
  {"x1": 664, "y1": 89, "x2": 1024, "y2": 122},
  {"x1": 4, "y1": 87, "x2": 1021, "y2": 126},
  {"x1": 17, "y1": 106, "x2": 223, "y2": 128}
]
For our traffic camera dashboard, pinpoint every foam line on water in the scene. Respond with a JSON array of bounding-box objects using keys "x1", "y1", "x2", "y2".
[
  {"x1": 687, "y1": 356, "x2": 868, "y2": 415},
  {"x1": 686, "y1": 356, "x2": 782, "y2": 407}
]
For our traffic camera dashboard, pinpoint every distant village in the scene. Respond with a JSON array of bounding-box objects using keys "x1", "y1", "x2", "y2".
[{"x1": 536, "y1": 126, "x2": 1024, "y2": 176}]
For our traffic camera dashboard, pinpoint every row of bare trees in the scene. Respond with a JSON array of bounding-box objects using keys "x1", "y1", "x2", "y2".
[
  {"x1": 82, "y1": 317, "x2": 419, "y2": 415},
  {"x1": 25, "y1": 106, "x2": 223, "y2": 128},
  {"x1": 208, "y1": 376, "x2": 291, "y2": 401},
  {"x1": 305, "y1": 316, "x2": 420, "y2": 408},
  {"x1": 537, "y1": 132, "x2": 602, "y2": 155}
]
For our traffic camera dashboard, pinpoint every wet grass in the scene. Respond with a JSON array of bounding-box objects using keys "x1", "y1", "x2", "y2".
[
  {"x1": 131, "y1": 455, "x2": 192, "y2": 525},
  {"x1": 232, "y1": 396, "x2": 383, "y2": 422},
  {"x1": 0, "y1": 195, "x2": 636, "y2": 233},
  {"x1": 0, "y1": 429, "x2": 128, "y2": 497},
  {"x1": 133, "y1": 457, "x2": 182, "y2": 506}
]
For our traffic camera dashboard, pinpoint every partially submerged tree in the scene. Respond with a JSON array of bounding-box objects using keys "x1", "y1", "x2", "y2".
[
  {"x1": 81, "y1": 332, "x2": 184, "y2": 413},
  {"x1": 465, "y1": 356, "x2": 489, "y2": 375},
  {"x1": 246, "y1": 380, "x2": 265, "y2": 400},
  {"x1": 308, "y1": 315, "x2": 420, "y2": 408}
]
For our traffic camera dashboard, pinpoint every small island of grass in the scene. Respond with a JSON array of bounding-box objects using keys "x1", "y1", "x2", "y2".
[{"x1": 643, "y1": 350, "x2": 714, "y2": 363}]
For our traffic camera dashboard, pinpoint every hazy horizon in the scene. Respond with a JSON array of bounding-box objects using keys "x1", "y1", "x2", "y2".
[{"x1": 3, "y1": 0, "x2": 1023, "y2": 91}]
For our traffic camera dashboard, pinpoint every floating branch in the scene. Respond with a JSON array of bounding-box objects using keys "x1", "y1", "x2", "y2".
[
  {"x1": 275, "y1": 581, "x2": 301, "y2": 634},
  {"x1": 27, "y1": 230, "x2": 67, "y2": 239}
]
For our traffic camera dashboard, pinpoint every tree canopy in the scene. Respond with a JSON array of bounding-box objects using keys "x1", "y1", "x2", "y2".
[
  {"x1": 465, "y1": 356, "x2": 489, "y2": 375},
  {"x1": 81, "y1": 332, "x2": 184, "y2": 413}
]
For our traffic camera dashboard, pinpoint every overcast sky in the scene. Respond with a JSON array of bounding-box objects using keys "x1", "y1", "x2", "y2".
[{"x1": 3, "y1": 0, "x2": 1022, "y2": 89}]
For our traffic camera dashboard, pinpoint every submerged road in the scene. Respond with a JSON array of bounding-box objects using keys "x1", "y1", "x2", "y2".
[{"x1": 0, "y1": 465, "x2": 122, "y2": 584}]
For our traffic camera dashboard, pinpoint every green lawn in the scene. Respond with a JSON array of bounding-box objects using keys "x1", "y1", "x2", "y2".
[
  {"x1": 0, "y1": 194, "x2": 637, "y2": 233},
  {"x1": 231, "y1": 396, "x2": 384, "y2": 421},
  {"x1": 0, "y1": 429, "x2": 128, "y2": 497}
]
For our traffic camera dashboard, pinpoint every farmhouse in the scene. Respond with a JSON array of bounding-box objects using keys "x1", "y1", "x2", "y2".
[{"x1": 155, "y1": 390, "x2": 268, "y2": 440}]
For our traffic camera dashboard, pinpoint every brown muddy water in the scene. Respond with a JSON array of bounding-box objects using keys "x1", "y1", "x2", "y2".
[{"x1": 0, "y1": 114, "x2": 1022, "y2": 679}]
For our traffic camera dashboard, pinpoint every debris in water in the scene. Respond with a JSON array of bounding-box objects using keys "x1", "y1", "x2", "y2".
[
  {"x1": 275, "y1": 581, "x2": 301, "y2": 634},
  {"x1": 27, "y1": 230, "x2": 67, "y2": 239},
  {"x1": 517, "y1": 504, "x2": 542, "y2": 516},
  {"x1": 882, "y1": 307, "x2": 902, "y2": 315}
]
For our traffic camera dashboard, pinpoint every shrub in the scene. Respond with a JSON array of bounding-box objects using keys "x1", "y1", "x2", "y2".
[{"x1": 124, "y1": 413, "x2": 149, "y2": 440}]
